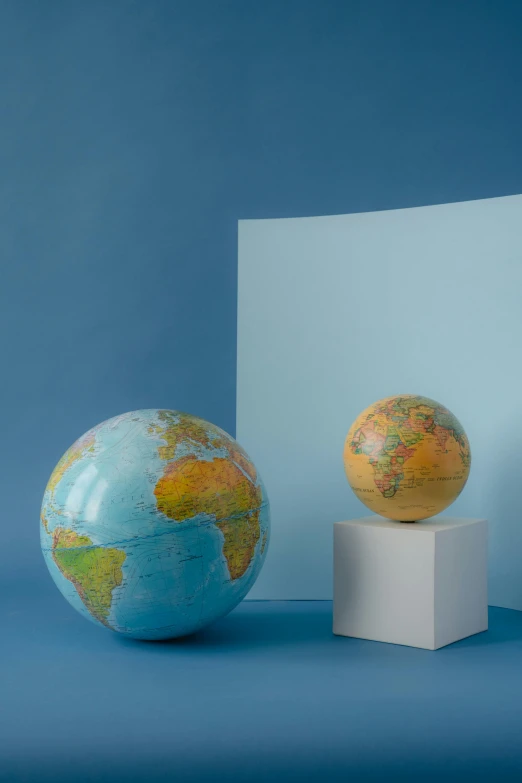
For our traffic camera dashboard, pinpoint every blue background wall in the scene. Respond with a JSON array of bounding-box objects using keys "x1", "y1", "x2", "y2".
[{"x1": 2, "y1": 0, "x2": 522, "y2": 587}]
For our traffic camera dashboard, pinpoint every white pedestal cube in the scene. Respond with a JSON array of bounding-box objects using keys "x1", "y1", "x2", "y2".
[{"x1": 333, "y1": 516, "x2": 488, "y2": 650}]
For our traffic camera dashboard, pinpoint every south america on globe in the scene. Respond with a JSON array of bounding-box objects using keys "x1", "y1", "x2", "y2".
[
  {"x1": 40, "y1": 410, "x2": 270, "y2": 640},
  {"x1": 343, "y1": 395, "x2": 471, "y2": 522}
]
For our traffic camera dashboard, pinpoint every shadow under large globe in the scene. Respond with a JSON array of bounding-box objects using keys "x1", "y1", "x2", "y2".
[{"x1": 40, "y1": 409, "x2": 270, "y2": 640}]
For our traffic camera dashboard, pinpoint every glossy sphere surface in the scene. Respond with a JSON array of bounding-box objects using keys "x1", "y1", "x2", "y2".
[{"x1": 41, "y1": 410, "x2": 270, "y2": 639}]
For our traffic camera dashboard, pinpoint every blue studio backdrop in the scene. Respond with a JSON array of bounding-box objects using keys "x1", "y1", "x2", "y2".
[{"x1": 3, "y1": 0, "x2": 522, "y2": 589}]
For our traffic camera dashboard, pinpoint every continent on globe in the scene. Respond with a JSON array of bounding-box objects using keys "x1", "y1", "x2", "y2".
[
  {"x1": 154, "y1": 456, "x2": 263, "y2": 580},
  {"x1": 343, "y1": 395, "x2": 471, "y2": 522},
  {"x1": 154, "y1": 410, "x2": 257, "y2": 483},
  {"x1": 40, "y1": 409, "x2": 270, "y2": 640},
  {"x1": 52, "y1": 528, "x2": 126, "y2": 626},
  {"x1": 45, "y1": 429, "x2": 97, "y2": 498}
]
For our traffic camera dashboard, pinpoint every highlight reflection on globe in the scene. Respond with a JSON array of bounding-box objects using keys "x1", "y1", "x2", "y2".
[
  {"x1": 343, "y1": 395, "x2": 471, "y2": 522},
  {"x1": 40, "y1": 409, "x2": 270, "y2": 640}
]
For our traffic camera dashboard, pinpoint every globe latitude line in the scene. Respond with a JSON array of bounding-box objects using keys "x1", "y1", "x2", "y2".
[{"x1": 42, "y1": 501, "x2": 269, "y2": 553}]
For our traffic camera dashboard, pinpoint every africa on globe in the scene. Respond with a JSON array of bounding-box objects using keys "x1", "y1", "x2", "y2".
[
  {"x1": 40, "y1": 409, "x2": 270, "y2": 640},
  {"x1": 343, "y1": 395, "x2": 471, "y2": 522}
]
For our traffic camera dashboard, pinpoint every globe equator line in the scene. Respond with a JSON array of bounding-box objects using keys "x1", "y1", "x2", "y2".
[{"x1": 42, "y1": 501, "x2": 269, "y2": 552}]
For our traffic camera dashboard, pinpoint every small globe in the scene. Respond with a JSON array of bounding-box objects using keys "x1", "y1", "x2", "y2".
[
  {"x1": 343, "y1": 395, "x2": 471, "y2": 522},
  {"x1": 41, "y1": 409, "x2": 270, "y2": 640}
]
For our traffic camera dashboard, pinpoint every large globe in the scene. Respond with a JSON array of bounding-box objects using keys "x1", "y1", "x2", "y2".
[
  {"x1": 343, "y1": 395, "x2": 471, "y2": 522},
  {"x1": 41, "y1": 409, "x2": 270, "y2": 639}
]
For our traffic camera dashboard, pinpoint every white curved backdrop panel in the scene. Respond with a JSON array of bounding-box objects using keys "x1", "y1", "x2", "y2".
[{"x1": 237, "y1": 194, "x2": 522, "y2": 608}]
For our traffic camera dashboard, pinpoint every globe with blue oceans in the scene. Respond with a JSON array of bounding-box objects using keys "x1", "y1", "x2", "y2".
[{"x1": 40, "y1": 409, "x2": 270, "y2": 640}]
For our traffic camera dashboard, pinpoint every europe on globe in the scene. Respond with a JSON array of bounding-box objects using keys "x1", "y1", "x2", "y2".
[
  {"x1": 343, "y1": 395, "x2": 471, "y2": 522},
  {"x1": 40, "y1": 409, "x2": 270, "y2": 640}
]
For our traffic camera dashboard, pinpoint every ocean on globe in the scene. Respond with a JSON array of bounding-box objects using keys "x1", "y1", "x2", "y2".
[
  {"x1": 343, "y1": 395, "x2": 471, "y2": 522},
  {"x1": 40, "y1": 409, "x2": 270, "y2": 640}
]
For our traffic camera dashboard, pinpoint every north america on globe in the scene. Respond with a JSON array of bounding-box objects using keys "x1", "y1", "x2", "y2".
[
  {"x1": 343, "y1": 395, "x2": 471, "y2": 521},
  {"x1": 40, "y1": 410, "x2": 270, "y2": 639}
]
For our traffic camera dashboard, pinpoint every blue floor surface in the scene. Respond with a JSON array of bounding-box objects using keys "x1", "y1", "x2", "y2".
[{"x1": 3, "y1": 583, "x2": 522, "y2": 782}]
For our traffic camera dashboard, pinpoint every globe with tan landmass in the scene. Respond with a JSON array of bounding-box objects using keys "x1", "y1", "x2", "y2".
[
  {"x1": 343, "y1": 395, "x2": 471, "y2": 522},
  {"x1": 41, "y1": 409, "x2": 269, "y2": 639}
]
